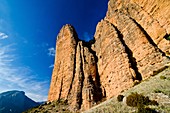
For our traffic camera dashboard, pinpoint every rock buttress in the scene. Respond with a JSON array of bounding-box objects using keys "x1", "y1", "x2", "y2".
[
  {"x1": 48, "y1": 24, "x2": 78, "y2": 102},
  {"x1": 107, "y1": 0, "x2": 170, "y2": 56},
  {"x1": 92, "y1": 20, "x2": 136, "y2": 99},
  {"x1": 104, "y1": 1, "x2": 170, "y2": 79},
  {"x1": 91, "y1": 0, "x2": 170, "y2": 100},
  {"x1": 69, "y1": 42, "x2": 103, "y2": 111},
  {"x1": 48, "y1": 25, "x2": 103, "y2": 111}
]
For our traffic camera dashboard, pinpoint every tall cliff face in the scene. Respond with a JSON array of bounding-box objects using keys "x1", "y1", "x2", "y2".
[
  {"x1": 106, "y1": 0, "x2": 170, "y2": 56},
  {"x1": 48, "y1": 25, "x2": 103, "y2": 111},
  {"x1": 48, "y1": 25, "x2": 78, "y2": 102},
  {"x1": 48, "y1": 0, "x2": 170, "y2": 111}
]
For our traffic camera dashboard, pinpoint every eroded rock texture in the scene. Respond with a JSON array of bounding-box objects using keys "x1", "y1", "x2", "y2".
[
  {"x1": 48, "y1": 0, "x2": 170, "y2": 111},
  {"x1": 48, "y1": 25, "x2": 103, "y2": 111},
  {"x1": 48, "y1": 25, "x2": 78, "y2": 102},
  {"x1": 92, "y1": 20, "x2": 135, "y2": 99},
  {"x1": 107, "y1": 0, "x2": 170, "y2": 56}
]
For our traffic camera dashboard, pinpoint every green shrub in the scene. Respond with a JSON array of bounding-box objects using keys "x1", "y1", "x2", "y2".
[
  {"x1": 133, "y1": 81, "x2": 140, "y2": 86},
  {"x1": 166, "y1": 35, "x2": 170, "y2": 40},
  {"x1": 167, "y1": 77, "x2": 170, "y2": 80},
  {"x1": 57, "y1": 99, "x2": 68, "y2": 105},
  {"x1": 154, "y1": 89, "x2": 163, "y2": 93},
  {"x1": 126, "y1": 93, "x2": 150, "y2": 107},
  {"x1": 117, "y1": 95, "x2": 124, "y2": 102},
  {"x1": 160, "y1": 76, "x2": 166, "y2": 79},
  {"x1": 149, "y1": 100, "x2": 159, "y2": 106},
  {"x1": 126, "y1": 93, "x2": 159, "y2": 113}
]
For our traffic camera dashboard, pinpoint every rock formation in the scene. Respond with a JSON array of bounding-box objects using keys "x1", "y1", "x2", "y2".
[
  {"x1": 48, "y1": 0, "x2": 170, "y2": 111},
  {"x1": 48, "y1": 25, "x2": 103, "y2": 111}
]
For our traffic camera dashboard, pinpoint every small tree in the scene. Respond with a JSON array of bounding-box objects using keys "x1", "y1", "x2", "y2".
[
  {"x1": 117, "y1": 95, "x2": 124, "y2": 102},
  {"x1": 126, "y1": 92, "x2": 158, "y2": 113},
  {"x1": 126, "y1": 92, "x2": 150, "y2": 107}
]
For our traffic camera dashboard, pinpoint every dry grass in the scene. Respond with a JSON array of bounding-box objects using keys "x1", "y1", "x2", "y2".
[
  {"x1": 84, "y1": 66, "x2": 170, "y2": 113},
  {"x1": 23, "y1": 100, "x2": 73, "y2": 113}
]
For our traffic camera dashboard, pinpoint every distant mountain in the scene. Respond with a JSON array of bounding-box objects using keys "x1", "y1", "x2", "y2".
[{"x1": 0, "y1": 90, "x2": 40, "y2": 113}]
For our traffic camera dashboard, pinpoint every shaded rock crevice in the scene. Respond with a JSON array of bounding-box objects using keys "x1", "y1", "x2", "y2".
[
  {"x1": 93, "y1": 20, "x2": 135, "y2": 99},
  {"x1": 105, "y1": 10, "x2": 170, "y2": 79},
  {"x1": 74, "y1": 43, "x2": 84, "y2": 110},
  {"x1": 107, "y1": 0, "x2": 170, "y2": 56},
  {"x1": 58, "y1": 77, "x2": 63, "y2": 100},
  {"x1": 84, "y1": 42, "x2": 103, "y2": 103},
  {"x1": 164, "y1": 34, "x2": 170, "y2": 41},
  {"x1": 110, "y1": 22, "x2": 142, "y2": 81},
  {"x1": 66, "y1": 41, "x2": 78, "y2": 100},
  {"x1": 79, "y1": 41, "x2": 103, "y2": 110},
  {"x1": 130, "y1": 17, "x2": 166, "y2": 56}
]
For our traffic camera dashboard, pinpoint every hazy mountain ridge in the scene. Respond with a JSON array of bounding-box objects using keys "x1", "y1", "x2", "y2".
[{"x1": 0, "y1": 90, "x2": 40, "y2": 113}]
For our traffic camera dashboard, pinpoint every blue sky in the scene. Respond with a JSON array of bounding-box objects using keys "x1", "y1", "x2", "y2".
[{"x1": 0, "y1": 0, "x2": 108, "y2": 101}]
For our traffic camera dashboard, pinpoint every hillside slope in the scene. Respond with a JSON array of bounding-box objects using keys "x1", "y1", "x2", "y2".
[{"x1": 84, "y1": 66, "x2": 170, "y2": 113}]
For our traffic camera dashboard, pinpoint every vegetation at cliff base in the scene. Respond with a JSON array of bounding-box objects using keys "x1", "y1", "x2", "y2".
[
  {"x1": 126, "y1": 92, "x2": 158, "y2": 113},
  {"x1": 23, "y1": 99, "x2": 73, "y2": 113},
  {"x1": 126, "y1": 93, "x2": 150, "y2": 107},
  {"x1": 83, "y1": 67, "x2": 170, "y2": 113},
  {"x1": 117, "y1": 95, "x2": 124, "y2": 102},
  {"x1": 165, "y1": 35, "x2": 170, "y2": 40},
  {"x1": 160, "y1": 75, "x2": 166, "y2": 79}
]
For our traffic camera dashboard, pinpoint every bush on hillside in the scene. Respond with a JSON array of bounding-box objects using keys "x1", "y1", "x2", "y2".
[
  {"x1": 126, "y1": 92, "x2": 159, "y2": 113},
  {"x1": 117, "y1": 95, "x2": 124, "y2": 102},
  {"x1": 154, "y1": 89, "x2": 163, "y2": 93},
  {"x1": 160, "y1": 75, "x2": 166, "y2": 79},
  {"x1": 150, "y1": 100, "x2": 159, "y2": 106},
  {"x1": 126, "y1": 92, "x2": 150, "y2": 107}
]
